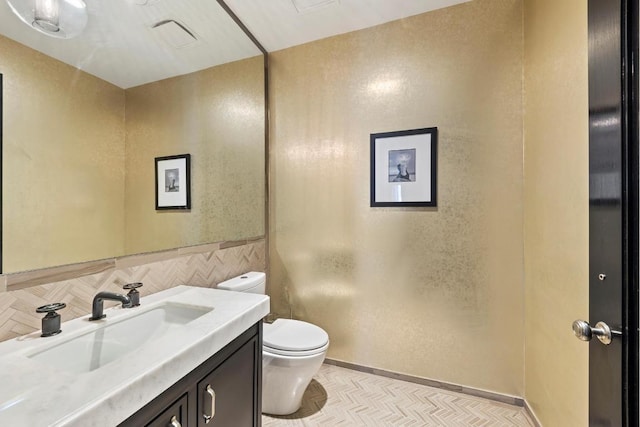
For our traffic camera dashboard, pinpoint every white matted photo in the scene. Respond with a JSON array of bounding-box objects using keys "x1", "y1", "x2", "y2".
[
  {"x1": 155, "y1": 154, "x2": 191, "y2": 210},
  {"x1": 370, "y1": 128, "x2": 437, "y2": 207}
]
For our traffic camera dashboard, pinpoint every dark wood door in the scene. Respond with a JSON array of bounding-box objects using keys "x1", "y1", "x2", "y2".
[
  {"x1": 586, "y1": 0, "x2": 639, "y2": 425},
  {"x1": 197, "y1": 335, "x2": 260, "y2": 427}
]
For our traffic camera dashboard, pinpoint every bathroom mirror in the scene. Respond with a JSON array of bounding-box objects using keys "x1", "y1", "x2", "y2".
[{"x1": 0, "y1": 0, "x2": 266, "y2": 273}]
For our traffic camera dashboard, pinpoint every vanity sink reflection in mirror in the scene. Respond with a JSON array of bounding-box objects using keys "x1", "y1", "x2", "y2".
[{"x1": 28, "y1": 302, "x2": 211, "y2": 373}]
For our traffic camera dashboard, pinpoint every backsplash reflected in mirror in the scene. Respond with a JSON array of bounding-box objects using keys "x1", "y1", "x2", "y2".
[{"x1": 0, "y1": 0, "x2": 265, "y2": 273}]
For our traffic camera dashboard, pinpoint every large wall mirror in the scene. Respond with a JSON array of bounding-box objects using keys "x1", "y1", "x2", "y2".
[{"x1": 0, "y1": 0, "x2": 266, "y2": 274}]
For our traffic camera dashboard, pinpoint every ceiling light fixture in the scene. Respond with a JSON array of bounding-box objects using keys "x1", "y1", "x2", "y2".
[{"x1": 6, "y1": 0, "x2": 88, "y2": 39}]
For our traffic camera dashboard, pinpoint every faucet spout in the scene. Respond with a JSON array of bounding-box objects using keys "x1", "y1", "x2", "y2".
[{"x1": 89, "y1": 291, "x2": 132, "y2": 321}]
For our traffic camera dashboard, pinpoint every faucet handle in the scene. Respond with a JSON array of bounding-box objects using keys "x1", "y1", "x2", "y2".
[
  {"x1": 123, "y1": 282, "x2": 143, "y2": 306},
  {"x1": 36, "y1": 303, "x2": 66, "y2": 337},
  {"x1": 36, "y1": 302, "x2": 66, "y2": 313}
]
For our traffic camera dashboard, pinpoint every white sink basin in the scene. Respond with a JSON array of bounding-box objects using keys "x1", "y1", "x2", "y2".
[{"x1": 27, "y1": 302, "x2": 212, "y2": 373}]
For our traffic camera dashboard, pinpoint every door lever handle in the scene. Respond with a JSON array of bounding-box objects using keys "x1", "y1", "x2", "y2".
[{"x1": 572, "y1": 319, "x2": 622, "y2": 345}]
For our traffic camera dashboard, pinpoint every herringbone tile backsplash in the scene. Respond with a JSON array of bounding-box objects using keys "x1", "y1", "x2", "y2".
[{"x1": 0, "y1": 240, "x2": 266, "y2": 342}]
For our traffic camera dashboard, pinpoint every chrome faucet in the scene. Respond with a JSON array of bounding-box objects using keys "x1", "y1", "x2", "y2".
[{"x1": 89, "y1": 292, "x2": 132, "y2": 321}]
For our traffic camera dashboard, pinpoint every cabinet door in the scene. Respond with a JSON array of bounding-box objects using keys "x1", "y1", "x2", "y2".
[
  {"x1": 197, "y1": 336, "x2": 259, "y2": 427},
  {"x1": 145, "y1": 393, "x2": 188, "y2": 427}
]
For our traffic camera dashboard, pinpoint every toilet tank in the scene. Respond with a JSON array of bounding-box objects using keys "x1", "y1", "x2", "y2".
[{"x1": 217, "y1": 272, "x2": 266, "y2": 294}]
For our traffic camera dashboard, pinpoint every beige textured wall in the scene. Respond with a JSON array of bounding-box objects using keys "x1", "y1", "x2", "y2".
[
  {"x1": 523, "y1": 0, "x2": 589, "y2": 425},
  {"x1": 124, "y1": 56, "x2": 265, "y2": 255},
  {"x1": 1, "y1": 35, "x2": 126, "y2": 273},
  {"x1": 270, "y1": 0, "x2": 525, "y2": 395}
]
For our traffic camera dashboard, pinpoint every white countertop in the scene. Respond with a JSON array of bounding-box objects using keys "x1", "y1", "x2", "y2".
[{"x1": 0, "y1": 286, "x2": 270, "y2": 426}]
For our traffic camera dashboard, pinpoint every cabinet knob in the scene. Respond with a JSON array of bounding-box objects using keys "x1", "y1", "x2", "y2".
[
  {"x1": 202, "y1": 384, "x2": 216, "y2": 424},
  {"x1": 169, "y1": 415, "x2": 181, "y2": 427}
]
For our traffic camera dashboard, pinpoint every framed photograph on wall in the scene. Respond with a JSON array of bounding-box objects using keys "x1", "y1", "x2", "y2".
[
  {"x1": 155, "y1": 154, "x2": 191, "y2": 210},
  {"x1": 370, "y1": 127, "x2": 437, "y2": 207}
]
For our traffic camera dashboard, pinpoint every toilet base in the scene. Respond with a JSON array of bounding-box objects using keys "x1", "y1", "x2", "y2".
[{"x1": 262, "y1": 349, "x2": 327, "y2": 415}]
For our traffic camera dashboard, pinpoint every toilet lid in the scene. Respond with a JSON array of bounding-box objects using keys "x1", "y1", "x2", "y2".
[{"x1": 263, "y1": 319, "x2": 329, "y2": 352}]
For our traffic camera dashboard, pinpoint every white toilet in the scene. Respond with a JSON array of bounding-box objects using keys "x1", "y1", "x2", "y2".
[{"x1": 217, "y1": 272, "x2": 329, "y2": 415}]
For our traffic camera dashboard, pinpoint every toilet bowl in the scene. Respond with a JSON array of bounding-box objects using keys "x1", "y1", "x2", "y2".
[{"x1": 217, "y1": 272, "x2": 330, "y2": 416}]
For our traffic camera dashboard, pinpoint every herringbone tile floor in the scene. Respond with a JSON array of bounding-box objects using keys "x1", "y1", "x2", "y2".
[{"x1": 262, "y1": 364, "x2": 535, "y2": 427}]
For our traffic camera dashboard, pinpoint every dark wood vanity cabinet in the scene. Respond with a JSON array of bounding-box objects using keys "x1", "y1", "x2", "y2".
[{"x1": 119, "y1": 323, "x2": 262, "y2": 427}]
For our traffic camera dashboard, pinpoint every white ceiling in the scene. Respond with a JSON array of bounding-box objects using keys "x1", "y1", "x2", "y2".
[
  {"x1": 224, "y1": 0, "x2": 471, "y2": 52},
  {"x1": 0, "y1": 0, "x2": 261, "y2": 88},
  {"x1": 0, "y1": 0, "x2": 470, "y2": 89}
]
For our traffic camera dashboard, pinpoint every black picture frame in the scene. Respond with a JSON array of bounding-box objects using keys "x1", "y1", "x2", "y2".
[
  {"x1": 155, "y1": 154, "x2": 191, "y2": 210},
  {"x1": 370, "y1": 127, "x2": 437, "y2": 207}
]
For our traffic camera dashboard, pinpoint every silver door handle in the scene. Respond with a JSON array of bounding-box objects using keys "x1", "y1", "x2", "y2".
[
  {"x1": 169, "y1": 415, "x2": 181, "y2": 427},
  {"x1": 572, "y1": 319, "x2": 622, "y2": 345},
  {"x1": 203, "y1": 384, "x2": 216, "y2": 424}
]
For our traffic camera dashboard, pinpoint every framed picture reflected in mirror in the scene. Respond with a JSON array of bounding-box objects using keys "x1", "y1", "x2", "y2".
[{"x1": 155, "y1": 154, "x2": 191, "y2": 210}]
